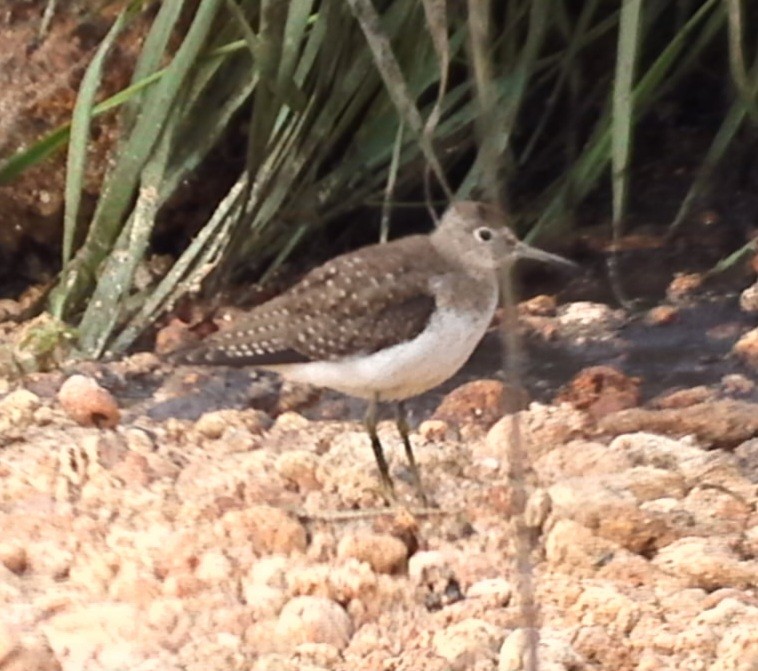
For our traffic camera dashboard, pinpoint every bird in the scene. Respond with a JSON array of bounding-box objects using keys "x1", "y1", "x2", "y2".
[{"x1": 171, "y1": 201, "x2": 574, "y2": 504}]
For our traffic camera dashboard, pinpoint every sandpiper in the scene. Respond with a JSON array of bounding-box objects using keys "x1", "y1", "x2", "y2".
[{"x1": 174, "y1": 201, "x2": 573, "y2": 503}]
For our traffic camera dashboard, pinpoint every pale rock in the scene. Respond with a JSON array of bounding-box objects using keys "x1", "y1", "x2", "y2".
[
  {"x1": 248, "y1": 555, "x2": 289, "y2": 588},
  {"x1": 0, "y1": 389, "x2": 40, "y2": 427},
  {"x1": 275, "y1": 451, "x2": 321, "y2": 491},
  {"x1": 0, "y1": 621, "x2": 18, "y2": 663},
  {"x1": 408, "y1": 551, "x2": 449, "y2": 584},
  {"x1": 241, "y1": 583, "x2": 286, "y2": 620},
  {"x1": 544, "y1": 519, "x2": 620, "y2": 571},
  {"x1": 524, "y1": 488, "x2": 551, "y2": 529},
  {"x1": 548, "y1": 476, "x2": 674, "y2": 553},
  {"x1": 533, "y1": 440, "x2": 632, "y2": 483},
  {"x1": 483, "y1": 404, "x2": 589, "y2": 463},
  {"x1": 499, "y1": 628, "x2": 584, "y2": 671},
  {"x1": 574, "y1": 582, "x2": 642, "y2": 633},
  {"x1": 466, "y1": 578, "x2": 512, "y2": 605},
  {"x1": 195, "y1": 550, "x2": 233, "y2": 582},
  {"x1": 432, "y1": 618, "x2": 503, "y2": 664},
  {"x1": 653, "y1": 537, "x2": 758, "y2": 590},
  {"x1": 275, "y1": 596, "x2": 353, "y2": 650}
]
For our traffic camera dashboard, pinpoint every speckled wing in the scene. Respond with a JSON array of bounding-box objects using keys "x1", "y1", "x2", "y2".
[{"x1": 178, "y1": 236, "x2": 443, "y2": 367}]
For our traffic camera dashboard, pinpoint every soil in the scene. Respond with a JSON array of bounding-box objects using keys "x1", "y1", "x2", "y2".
[{"x1": 1, "y1": 284, "x2": 757, "y2": 671}]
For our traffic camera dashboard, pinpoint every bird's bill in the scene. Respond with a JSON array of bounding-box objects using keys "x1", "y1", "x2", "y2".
[{"x1": 514, "y1": 241, "x2": 577, "y2": 269}]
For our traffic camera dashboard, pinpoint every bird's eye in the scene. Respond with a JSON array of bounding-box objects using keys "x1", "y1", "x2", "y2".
[{"x1": 474, "y1": 227, "x2": 493, "y2": 242}]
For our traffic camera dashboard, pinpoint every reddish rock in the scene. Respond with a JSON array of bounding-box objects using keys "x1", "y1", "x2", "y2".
[
  {"x1": 222, "y1": 505, "x2": 307, "y2": 555},
  {"x1": 58, "y1": 375, "x2": 120, "y2": 428},
  {"x1": 650, "y1": 386, "x2": 713, "y2": 409},
  {"x1": 555, "y1": 366, "x2": 641, "y2": 420},
  {"x1": 667, "y1": 273, "x2": 704, "y2": 301},
  {"x1": 0, "y1": 543, "x2": 27, "y2": 574},
  {"x1": 645, "y1": 305, "x2": 679, "y2": 325},
  {"x1": 599, "y1": 400, "x2": 758, "y2": 449},
  {"x1": 336, "y1": 532, "x2": 408, "y2": 575},
  {"x1": 432, "y1": 379, "x2": 527, "y2": 432}
]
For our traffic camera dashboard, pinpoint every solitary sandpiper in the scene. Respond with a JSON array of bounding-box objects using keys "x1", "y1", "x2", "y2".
[{"x1": 173, "y1": 201, "x2": 574, "y2": 504}]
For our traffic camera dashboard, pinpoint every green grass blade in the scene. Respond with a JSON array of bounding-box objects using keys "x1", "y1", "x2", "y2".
[
  {"x1": 668, "y1": 100, "x2": 748, "y2": 235},
  {"x1": 49, "y1": 0, "x2": 224, "y2": 320},
  {"x1": 63, "y1": 7, "x2": 132, "y2": 266},
  {"x1": 346, "y1": 0, "x2": 452, "y2": 199},
  {"x1": 122, "y1": 0, "x2": 185, "y2": 129},
  {"x1": 611, "y1": 0, "x2": 643, "y2": 227}
]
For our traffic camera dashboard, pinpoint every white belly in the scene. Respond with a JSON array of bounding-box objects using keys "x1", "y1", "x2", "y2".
[{"x1": 268, "y1": 303, "x2": 496, "y2": 401}]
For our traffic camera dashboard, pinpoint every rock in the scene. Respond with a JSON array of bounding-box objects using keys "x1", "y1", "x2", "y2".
[
  {"x1": 599, "y1": 401, "x2": 758, "y2": 449},
  {"x1": 336, "y1": 532, "x2": 408, "y2": 574},
  {"x1": 194, "y1": 409, "x2": 271, "y2": 440},
  {"x1": 275, "y1": 451, "x2": 321, "y2": 491},
  {"x1": 43, "y1": 603, "x2": 141, "y2": 669},
  {"x1": 195, "y1": 550, "x2": 233, "y2": 582},
  {"x1": 417, "y1": 419, "x2": 454, "y2": 442},
  {"x1": 432, "y1": 379, "x2": 527, "y2": 432},
  {"x1": 408, "y1": 550, "x2": 449, "y2": 584},
  {"x1": 466, "y1": 578, "x2": 512, "y2": 605},
  {"x1": 222, "y1": 506, "x2": 307, "y2": 555},
  {"x1": 555, "y1": 366, "x2": 641, "y2": 420},
  {"x1": 555, "y1": 302, "x2": 626, "y2": 339},
  {"x1": 58, "y1": 375, "x2": 120, "y2": 428},
  {"x1": 0, "y1": 543, "x2": 27, "y2": 574},
  {"x1": 482, "y1": 404, "x2": 589, "y2": 464},
  {"x1": 241, "y1": 583, "x2": 286, "y2": 620},
  {"x1": 275, "y1": 596, "x2": 353, "y2": 650},
  {"x1": 545, "y1": 519, "x2": 620, "y2": 572},
  {"x1": 548, "y1": 471, "x2": 680, "y2": 553},
  {"x1": 407, "y1": 550, "x2": 462, "y2": 611},
  {"x1": 652, "y1": 537, "x2": 758, "y2": 590},
  {"x1": 500, "y1": 628, "x2": 584, "y2": 671},
  {"x1": 521, "y1": 489, "x2": 549, "y2": 530},
  {"x1": 721, "y1": 373, "x2": 755, "y2": 396},
  {"x1": 739, "y1": 282, "x2": 758, "y2": 314},
  {"x1": 650, "y1": 386, "x2": 713, "y2": 409},
  {"x1": 0, "y1": 389, "x2": 41, "y2": 438},
  {"x1": 432, "y1": 617, "x2": 503, "y2": 665},
  {"x1": 645, "y1": 305, "x2": 679, "y2": 325},
  {"x1": 666, "y1": 273, "x2": 704, "y2": 302},
  {"x1": 733, "y1": 327, "x2": 758, "y2": 370},
  {"x1": 0, "y1": 621, "x2": 18, "y2": 664},
  {"x1": 519, "y1": 294, "x2": 557, "y2": 316}
]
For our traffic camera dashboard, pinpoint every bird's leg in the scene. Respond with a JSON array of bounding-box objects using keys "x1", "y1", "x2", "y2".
[
  {"x1": 395, "y1": 401, "x2": 428, "y2": 506},
  {"x1": 364, "y1": 394, "x2": 396, "y2": 504}
]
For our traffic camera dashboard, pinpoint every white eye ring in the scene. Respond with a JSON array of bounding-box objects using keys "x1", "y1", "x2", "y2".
[{"x1": 474, "y1": 227, "x2": 494, "y2": 242}]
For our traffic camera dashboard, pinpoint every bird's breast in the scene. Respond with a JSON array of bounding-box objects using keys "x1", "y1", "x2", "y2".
[{"x1": 268, "y1": 290, "x2": 498, "y2": 401}]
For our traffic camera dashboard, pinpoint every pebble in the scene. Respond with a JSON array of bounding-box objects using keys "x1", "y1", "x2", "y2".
[
  {"x1": 275, "y1": 596, "x2": 353, "y2": 650},
  {"x1": 58, "y1": 375, "x2": 120, "y2": 428},
  {"x1": 432, "y1": 617, "x2": 503, "y2": 664},
  {"x1": 222, "y1": 506, "x2": 307, "y2": 555},
  {"x1": 275, "y1": 451, "x2": 321, "y2": 491},
  {"x1": 733, "y1": 327, "x2": 758, "y2": 369},
  {"x1": 336, "y1": 532, "x2": 408, "y2": 574},
  {"x1": 0, "y1": 543, "x2": 27, "y2": 574}
]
